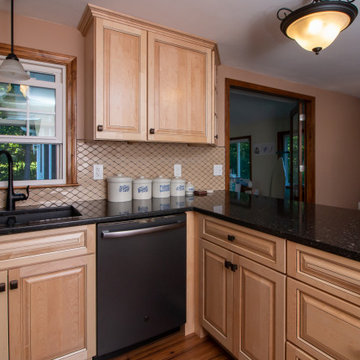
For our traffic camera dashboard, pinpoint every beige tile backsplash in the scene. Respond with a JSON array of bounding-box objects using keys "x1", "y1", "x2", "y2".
[{"x1": 0, "y1": 140, "x2": 225, "y2": 207}]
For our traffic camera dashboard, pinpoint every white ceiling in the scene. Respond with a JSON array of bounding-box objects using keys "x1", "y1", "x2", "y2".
[{"x1": 1, "y1": 0, "x2": 359, "y2": 98}]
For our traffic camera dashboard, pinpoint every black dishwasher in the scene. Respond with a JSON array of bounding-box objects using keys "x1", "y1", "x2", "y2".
[{"x1": 96, "y1": 214, "x2": 186, "y2": 358}]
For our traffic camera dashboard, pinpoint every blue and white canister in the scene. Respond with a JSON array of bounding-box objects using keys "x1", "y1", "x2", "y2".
[
  {"x1": 107, "y1": 174, "x2": 132, "y2": 202},
  {"x1": 133, "y1": 176, "x2": 152, "y2": 200},
  {"x1": 171, "y1": 177, "x2": 186, "y2": 197},
  {"x1": 153, "y1": 176, "x2": 171, "y2": 198}
]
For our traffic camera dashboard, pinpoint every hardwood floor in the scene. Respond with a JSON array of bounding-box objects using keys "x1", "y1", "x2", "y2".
[{"x1": 109, "y1": 331, "x2": 234, "y2": 360}]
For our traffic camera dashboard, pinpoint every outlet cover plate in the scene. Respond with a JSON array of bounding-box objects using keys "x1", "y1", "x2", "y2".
[
  {"x1": 213, "y1": 164, "x2": 223, "y2": 176},
  {"x1": 174, "y1": 164, "x2": 182, "y2": 177},
  {"x1": 93, "y1": 164, "x2": 103, "y2": 180}
]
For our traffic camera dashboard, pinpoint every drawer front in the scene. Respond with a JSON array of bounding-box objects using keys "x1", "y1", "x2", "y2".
[
  {"x1": 287, "y1": 241, "x2": 360, "y2": 306},
  {"x1": 0, "y1": 225, "x2": 95, "y2": 269},
  {"x1": 200, "y1": 215, "x2": 286, "y2": 272},
  {"x1": 287, "y1": 278, "x2": 360, "y2": 360},
  {"x1": 286, "y1": 342, "x2": 316, "y2": 360}
]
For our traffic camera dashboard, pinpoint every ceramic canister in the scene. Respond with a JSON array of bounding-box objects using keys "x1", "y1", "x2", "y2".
[
  {"x1": 133, "y1": 176, "x2": 152, "y2": 200},
  {"x1": 170, "y1": 177, "x2": 186, "y2": 197},
  {"x1": 107, "y1": 174, "x2": 132, "y2": 202},
  {"x1": 153, "y1": 176, "x2": 171, "y2": 198},
  {"x1": 185, "y1": 182, "x2": 195, "y2": 196}
]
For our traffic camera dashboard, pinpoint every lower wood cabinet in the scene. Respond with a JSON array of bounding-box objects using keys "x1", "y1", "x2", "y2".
[
  {"x1": 200, "y1": 238, "x2": 286, "y2": 359},
  {"x1": 0, "y1": 225, "x2": 96, "y2": 360},
  {"x1": 286, "y1": 342, "x2": 317, "y2": 360},
  {"x1": 287, "y1": 277, "x2": 360, "y2": 360}
]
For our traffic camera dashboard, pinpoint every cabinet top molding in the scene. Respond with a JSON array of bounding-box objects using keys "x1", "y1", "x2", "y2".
[{"x1": 77, "y1": 3, "x2": 221, "y2": 65}]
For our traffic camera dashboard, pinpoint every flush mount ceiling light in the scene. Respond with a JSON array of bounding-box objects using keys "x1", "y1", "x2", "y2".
[
  {"x1": 277, "y1": 0, "x2": 358, "y2": 54},
  {"x1": 0, "y1": 0, "x2": 30, "y2": 80}
]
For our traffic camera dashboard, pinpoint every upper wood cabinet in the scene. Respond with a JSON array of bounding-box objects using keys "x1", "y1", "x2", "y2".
[{"x1": 79, "y1": 4, "x2": 218, "y2": 144}]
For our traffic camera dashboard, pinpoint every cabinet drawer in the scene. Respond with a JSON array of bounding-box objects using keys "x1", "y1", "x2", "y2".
[
  {"x1": 287, "y1": 241, "x2": 360, "y2": 306},
  {"x1": 286, "y1": 342, "x2": 316, "y2": 360},
  {"x1": 287, "y1": 278, "x2": 360, "y2": 360},
  {"x1": 200, "y1": 215, "x2": 286, "y2": 272},
  {"x1": 0, "y1": 225, "x2": 95, "y2": 269}
]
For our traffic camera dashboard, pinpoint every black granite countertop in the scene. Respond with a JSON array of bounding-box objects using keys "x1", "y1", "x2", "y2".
[{"x1": 0, "y1": 191, "x2": 359, "y2": 261}]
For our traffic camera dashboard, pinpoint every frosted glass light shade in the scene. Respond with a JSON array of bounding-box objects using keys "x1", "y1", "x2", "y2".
[
  {"x1": 0, "y1": 58, "x2": 30, "y2": 81},
  {"x1": 286, "y1": 11, "x2": 351, "y2": 52}
]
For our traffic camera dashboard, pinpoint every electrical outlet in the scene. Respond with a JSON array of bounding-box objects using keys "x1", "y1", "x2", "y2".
[
  {"x1": 213, "y1": 164, "x2": 223, "y2": 176},
  {"x1": 93, "y1": 164, "x2": 103, "y2": 180},
  {"x1": 174, "y1": 164, "x2": 182, "y2": 177}
]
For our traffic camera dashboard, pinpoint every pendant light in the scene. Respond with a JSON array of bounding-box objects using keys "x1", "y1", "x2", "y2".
[
  {"x1": 277, "y1": 0, "x2": 358, "y2": 54},
  {"x1": 0, "y1": 0, "x2": 30, "y2": 80}
]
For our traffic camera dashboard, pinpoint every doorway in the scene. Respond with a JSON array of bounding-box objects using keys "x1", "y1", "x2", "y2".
[{"x1": 225, "y1": 79, "x2": 315, "y2": 203}]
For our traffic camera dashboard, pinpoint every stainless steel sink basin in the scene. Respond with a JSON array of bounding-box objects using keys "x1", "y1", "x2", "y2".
[{"x1": 0, "y1": 206, "x2": 82, "y2": 227}]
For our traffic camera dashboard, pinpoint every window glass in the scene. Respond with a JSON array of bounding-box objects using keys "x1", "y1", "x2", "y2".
[
  {"x1": 0, "y1": 83, "x2": 27, "y2": 110},
  {"x1": 28, "y1": 86, "x2": 55, "y2": 113},
  {"x1": 29, "y1": 71, "x2": 55, "y2": 82},
  {"x1": 0, "y1": 110, "x2": 27, "y2": 136}
]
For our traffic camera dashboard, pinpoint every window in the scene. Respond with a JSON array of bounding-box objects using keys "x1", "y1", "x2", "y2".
[
  {"x1": 0, "y1": 44, "x2": 77, "y2": 187},
  {"x1": 229, "y1": 136, "x2": 251, "y2": 180}
]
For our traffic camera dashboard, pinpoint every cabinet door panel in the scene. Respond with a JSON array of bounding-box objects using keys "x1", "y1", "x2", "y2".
[
  {"x1": 95, "y1": 19, "x2": 147, "y2": 141},
  {"x1": 235, "y1": 255, "x2": 286, "y2": 360},
  {"x1": 200, "y1": 239, "x2": 234, "y2": 351},
  {"x1": 287, "y1": 342, "x2": 317, "y2": 360},
  {"x1": 9, "y1": 255, "x2": 95, "y2": 360},
  {"x1": 288, "y1": 278, "x2": 360, "y2": 360},
  {"x1": 0, "y1": 270, "x2": 8, "y2": 360},
  {"x1": 148, "y1": 32, "x2": 212, "y2": 143}
]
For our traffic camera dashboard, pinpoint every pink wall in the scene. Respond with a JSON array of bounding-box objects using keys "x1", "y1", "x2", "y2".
[
  {"x1": 217, "y1": 65, "x2": 360, "y2": 209},
  {"x1": 0, "y1": 11, "x2": 85, "y2": 139}
]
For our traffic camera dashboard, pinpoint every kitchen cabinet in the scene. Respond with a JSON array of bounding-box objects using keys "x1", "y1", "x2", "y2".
[
  {"x1": 79, "y1": 4, "x2": 218, "y2": 144},
  {"x1": 0, "y1": 225, "x2": 96, "y2": 360},
  {"x1": 199, "y1": 237, "x2": 286, "y2": 359},
  {"x1": 286, "y1": 342, "x2": 316, "y2": 360}
]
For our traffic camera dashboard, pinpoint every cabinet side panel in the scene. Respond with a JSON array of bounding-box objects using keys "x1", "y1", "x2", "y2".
[{"x1": 0, "y1": 271, "x2": 8, "y2": 360}]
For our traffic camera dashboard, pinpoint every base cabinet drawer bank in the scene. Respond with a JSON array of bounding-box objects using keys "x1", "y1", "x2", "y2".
[
  {"x1": 79, "y1": 4, "x2": 217, "y2": 144},
  {"x1": 0, "y1": 225, "x2": 96, "y2": 360}
]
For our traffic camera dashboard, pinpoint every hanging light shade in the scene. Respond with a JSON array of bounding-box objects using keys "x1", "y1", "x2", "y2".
[
  {"x1": 277, "y1": 0, "x2": 358, "y2": 54},
  {"x1": 0, "y1": 0, "x2": 30, "y2": 80}
]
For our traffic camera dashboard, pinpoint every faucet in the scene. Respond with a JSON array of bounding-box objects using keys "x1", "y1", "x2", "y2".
[{"x1": 0, "y1": 150, "x2": 29, "y2": 211}]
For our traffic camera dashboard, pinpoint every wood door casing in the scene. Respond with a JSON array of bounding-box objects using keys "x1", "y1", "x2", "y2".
[
  {"x1": 287, "y1": 278, "x2": 360, "y2": 360},
  {"x1": 95, "y1": 19, "x2": 147, "y2": 141},
  {"x1": 148, "y1": 32, "x2": 212, "y2": 143},
  {"x1": 234, "y1": 255, "x2": 286, "y2": 360},
  {"x1": 9, "y1": 255, "x2": 96, "y2": 360},
  {"x1": 200, "y1": 239, "x2": 234, "y2": 351},
  {"x1": 0, "y1": 270, "x2": 8, "y2": 360}
]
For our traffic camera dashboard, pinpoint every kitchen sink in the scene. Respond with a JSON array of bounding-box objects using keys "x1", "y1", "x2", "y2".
[{"x1": 0, "y1": 206, "x2": 82, "y2": 227}]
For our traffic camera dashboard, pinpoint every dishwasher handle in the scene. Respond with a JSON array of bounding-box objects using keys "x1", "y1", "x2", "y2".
[{"x1": 101, "y1": 221, "x2": 185, "y2": 239}]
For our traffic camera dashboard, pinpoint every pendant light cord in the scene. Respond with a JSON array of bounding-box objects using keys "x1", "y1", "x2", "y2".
[{"x1": 11, "y1": 0, "x2": 14, "y2": 54}]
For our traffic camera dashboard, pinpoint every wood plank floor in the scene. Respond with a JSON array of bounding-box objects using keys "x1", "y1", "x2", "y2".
[{"x1": 109, "y1": 331, "x2": 234, "y2": 360}]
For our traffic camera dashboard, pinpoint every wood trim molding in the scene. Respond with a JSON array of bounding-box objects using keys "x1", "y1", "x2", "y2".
[
  {"x1": 0, "y1": 43, "x2": 78, "y2": 185},
  {"x1": 78, "y1": 4, "x2": 220, "y2": 61},
  {"x1": 224, "y1": 78, "x2": 315, "y2": 203}
]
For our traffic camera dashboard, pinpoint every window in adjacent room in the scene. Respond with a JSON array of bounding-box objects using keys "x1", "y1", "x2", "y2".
[{"x1": 229, "y1": 136, "x2": 251, "y2": 180}]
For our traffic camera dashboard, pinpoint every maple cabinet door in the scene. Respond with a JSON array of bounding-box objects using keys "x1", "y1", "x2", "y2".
[
  {"x1": 148, "y1": 32, "x2": 213, "y2": 143},
  {"x1": 95, "y1": 19, "x2": 147, "y2": 141},
  {"x1": 199, "y1": 239, "x2": 235, "y2": 352},
  {"x1": 8, "y1": 255, "x2": 95, "y2": 360},
  {"x1": 0, "y1": 270, "x2": 8, "y2": 360}
]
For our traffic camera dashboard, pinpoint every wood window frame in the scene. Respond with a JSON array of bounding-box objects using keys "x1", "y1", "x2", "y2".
[
  {"x1": 0, "y1": 43, "x2": 78, "y2": 187},
  {"x1": 225, "y1": 78, "x2": 315, "y2": 203},
  {"x1": 229, "y1": 135, "x2": 252, "y2": 180}
]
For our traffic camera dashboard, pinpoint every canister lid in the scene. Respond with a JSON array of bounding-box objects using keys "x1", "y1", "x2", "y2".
[
  {"x1": 107, "y1": 174, "x2": 132, "y2": 183},
  {"x1": 133, "y1": 176, "x2": 152, "y2": 184},
  {"x1": 153, "y1": 176, "x2": 171, "y2": 183}
]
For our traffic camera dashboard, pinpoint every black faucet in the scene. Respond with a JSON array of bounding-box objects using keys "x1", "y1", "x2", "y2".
[{"x1": 0, "y1": 150, "x2": 29, "y2": 211}]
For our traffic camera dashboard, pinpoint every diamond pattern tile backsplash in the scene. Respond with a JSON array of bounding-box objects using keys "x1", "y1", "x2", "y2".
[{"x1": 0, "y1": 140, "x2": 225, "y2": 207}]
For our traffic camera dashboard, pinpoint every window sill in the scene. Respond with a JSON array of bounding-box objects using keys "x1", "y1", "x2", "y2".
[{"x1": 0, "y1": 183, "x2": 80, "y2": 191}]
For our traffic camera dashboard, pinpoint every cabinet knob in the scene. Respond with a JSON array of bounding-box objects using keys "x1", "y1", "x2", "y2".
[
  {"x1": 149, "y1": 128, "x2": 155, "y2": 134},
  {"x1": 214, "y1": 134, "x2": 218, "y2": 140},
  {"x1": 224, "y1": 260, "x2": 232, "y2": 269},
  {"x1": 9, "y1": 280, "x2": 18, "y2": 290},
  {"x1": 227, "y1": 234, "x2": 235, "y2": 241},
  {"x1": 0, "y1": 283, "x2": 5, "y2": 292},
  {"x1": 230, "y1": 263, "x2": 238, "y2": 272},
  {"x1": 97, "y1": 125, "x2": 104, "y2": 132}
]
